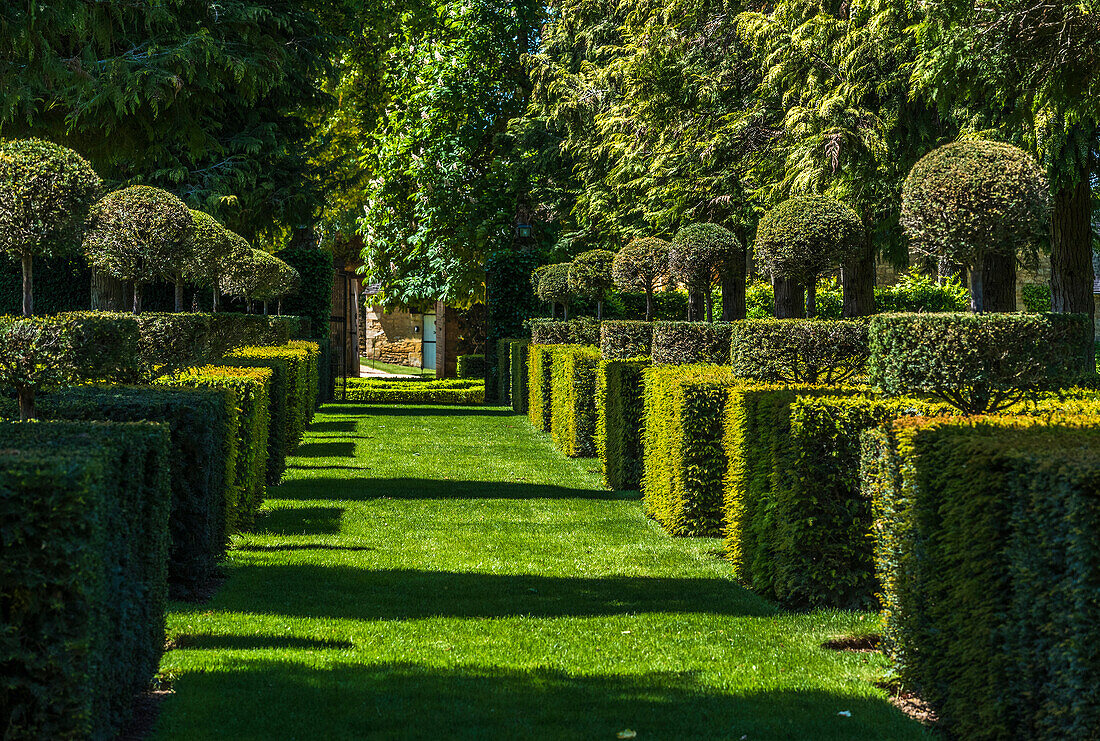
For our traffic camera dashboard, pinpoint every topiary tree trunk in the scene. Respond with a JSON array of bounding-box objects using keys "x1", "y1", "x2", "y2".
[
  {"x1": 174, "y1": 278, "x2": 185, "y2": 312},
  {"x1": 21, "y1": 253, "x2": 32, "y2": 317},
  {"x1": 721, "y1": 269, "x2": 746, "y2": 321},
  {"x1": 774, "y1": 277, "x2": 806, "y2": 318},
  {"x1": 981, "y1": 251, "x2": 1017, "y2": 312},
  {"x1": 645, "y1": 285, "x2": 655, "y2": 322},
  {"x1": 841, "y1": 239, "x2": 876, "y2": 317},
  {"x1": 17, "y1": 384, "x2": 35, "y2": 421},
  {"x1": 132, "y1": 284, "x2": 142, "y2": 314},
  {"x1": 806, "y1": 281, "x2": 817, "y2": 318},
  {"x1": 1051, "y1": 168, "x2": 1095, "y2": 365}
]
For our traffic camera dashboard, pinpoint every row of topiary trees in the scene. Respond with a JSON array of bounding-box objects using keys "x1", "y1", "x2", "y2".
[
  {"x1": 530, "y1": 138, "x2": 1050, "y2": 322},
  {"x1": 0, "y1": 139, "x2": 300, "y2": 316}
]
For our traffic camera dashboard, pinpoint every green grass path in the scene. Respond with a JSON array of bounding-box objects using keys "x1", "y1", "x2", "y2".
[{"x1": 153, "y1": 404, "x2": 928, "y2": 740}]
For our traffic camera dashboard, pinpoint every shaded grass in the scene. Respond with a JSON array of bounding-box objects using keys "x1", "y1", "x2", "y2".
[{"x1": 153, "y1": 405, "x2": 929, "y2": 740}]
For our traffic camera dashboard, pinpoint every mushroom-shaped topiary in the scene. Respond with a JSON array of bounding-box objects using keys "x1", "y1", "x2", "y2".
[
  {"x1": 220, "y1": 248, "x2": 295, "y2": 313},
  {"x1": 185, "y1": 210, "x2": 252, "y2": 312},
  {"x1": 670, "y1": 223, "x2": 744, "y2": 321},
  {"x1": 901, "y1": 140, "x2": 1049, "y2": 313},
  {"x1": 612, "y1": 237, "x2": 670, "y2": 321},
  {"x1": 568, "y1": 249, "x2": 616, "y2": 320},
  {"x1": 84, "y1": 186, "x2": 194, "y2": 314},
  {"x1": 0, "y1": 139, "x2": 102, "y2": 316},
  {"x1": 531, "y1": 264, "x2": 553, "y2": 312},
  {"x1": 254, "y1": 257, "x2": 301, "y2": 315},
  {"x1": 755, "y1": 197, "x2": 862, "y2": 318},
  {"x1": 536, "y1": 263, "x2": 574, "y2": 320}
]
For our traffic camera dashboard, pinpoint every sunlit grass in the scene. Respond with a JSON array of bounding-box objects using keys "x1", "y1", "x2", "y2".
[{"x1": 152, "y1": 404, "x2": 929, "y2": 740}]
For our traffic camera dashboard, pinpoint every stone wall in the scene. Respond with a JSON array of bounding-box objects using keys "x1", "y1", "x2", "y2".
[{"x1": 360, "y1": 305, "x2": 424, "y2": 367}]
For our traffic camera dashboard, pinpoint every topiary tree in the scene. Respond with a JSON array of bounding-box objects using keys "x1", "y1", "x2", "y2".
[
  {"x1": 612, "y1": 237, "x2": 670, "y2": 321},
  {"x1": 901, "y1": 140, "x2": 1050, "y2": 313},
  {"x1": 185, "y1": 210, "x2": 252, "y2": 312},
  {"x1": 83, "y1": 186, "x2": 194, "y2": 313},
  {"x1": 664, "y1": 222, "x2": 743, "y2": 321},
  {"x1": 220, "y1": 248, "x2": 296, "y2": 313},
  {"x1": 536, "y1": 263, "x2": 574, "y2": 320},
  {"x1": 530, "y1": 264, "x2": 554, "y2": 316},
  {"x1": 0, "y1": 139, "x2": 101, "y2": 316},
  {"x1": 755, "y1": 197, "x2": 862, "y2": 318},
  {"x1": 568, "y1": 249, "x2": 616, "y2": 320},
  {"x1": 670, "y1": 223, "x2": 744, "y2": 322}
]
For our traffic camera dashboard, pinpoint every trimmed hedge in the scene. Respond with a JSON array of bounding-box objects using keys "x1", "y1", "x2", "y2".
[
  {"x1": 600, "y1": 320, "x2": 653, "y2": 360},
  {"x1": 510, "y1": 339, "x2": 530, "y2": 414},
  {"x1": 344, "y1": 378, "x2": 485, "y2": 405},
  {"x1": 288, "y1": 340, "x2": 322, "y2": 413},
  {"x1": 529, "y1": 318, "x2": 600, "y2": 345},
  {"x1": 224, "y1": 344, "x2": 316, "y2": 482},
  {"x1": 597, "y1": 358, "x2": 649, "y2": 490},
  {"x1": 868, "y1": 312, "x2": 1092, "y2": 413},
  {"x1": 550, "y1": 345, "x2": 602, "y2": 457},
  {"x1": 730, "y1": 319, "x2": 869, "y2": 384},
  {"x1": 652, "y1": 321, "x2": 734, "y2": 365},
  {"x1": 156, "y1": 365, "x2": 272, "y2": 530},
  {"x1": 527, "y1": 344, "x2": 556, "y2": 431},
  {"x1": 456, "y1": 353, "x2": 486, "y2": 379},
  {"x1": 496, "y1": 338, "x2": 516, "y2": 405},
  {"x1": 642, "y1": 364, "x2": 739, "y2": 536},
  {"x1": 864, "y1": 415, "x2": 1100, "y2": 740},
  {"x1": 8, "y1": 386, "x2": 236, "y2": 594},
  {"x1": 0, "y1": 421, "x2": 171, "y2": 740},
  {"x1": 272, "y1": 314, "x2": 310, "y2": 339}
]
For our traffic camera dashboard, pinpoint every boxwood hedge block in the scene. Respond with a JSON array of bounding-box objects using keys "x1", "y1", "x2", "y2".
[
  {"x1": 0, "y1": 421, "x2": 171, "y2": 740},
  {"x1": 864, "y1": 415, "x2": 1100, "y2": 740},
  {"x1": 600, "y1": 320, "x2": 653, "y2": 360},
  {"x1": 868, "y1": 312, "x2": 1092, "y2": 413},
  {"x1": 10, "y1": 386, "x2": 235, "y2": 595},
  {"x1": 457, "y1": 354, "x2": 486, "y2": 379},
  {"x1": 510, "y1": 339, "x2": 530, "y2": 414},
  {"x1": 344, "y1": 378, "x2": 485, "y2": 405},
  {"x1": 496, "y1": 338, "x2": 519, "y2": 404},
  {"x1": 550, "y1": 345, "x2": 602, "y2": 457},
  {"x1": 652, "y1": 321, "x2": 734, "y2": 365},
  {"x1": 730, "y1": 319, "x2": 869, "y2": 384},
  {"x1": 530, "y1": 318, "x2": 600, "y2": 345},
  {"x1": 527, "y1": 344, "x2": 556, "y2": 431},
  {"x1": 597, "y1": 358, "x2": 649, "y2": 490},
  {"x1": 642, "y1": 364, "x2": 739, "y2": 536},
  {"x1": 157, "y1": 365, "x2": 273, "y2": 530}
]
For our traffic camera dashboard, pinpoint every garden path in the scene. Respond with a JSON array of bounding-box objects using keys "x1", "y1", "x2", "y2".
[{"x1": 152, "y1": 403, "x2": 929, "y2": 740}]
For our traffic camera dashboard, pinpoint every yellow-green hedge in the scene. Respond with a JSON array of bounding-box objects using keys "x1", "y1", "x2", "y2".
[
  {"x1": 642, "y1": 364, "x2": 738, "y2": 536},
  {"x1": 864, "y1": 413, "x2": 1100, "y2": 740},
  {"x1": 550, "y1": 345, "x2": 602, "y2": 457},
  {"x1": 157, "y1": 365, "x2": 272, "y2": 530},
  {"x1": 527, "y1": 344, "x2": 557, "y2": 431},
  {"x1": 596, "y1": 357, "x2": 649, "y2": 490}
]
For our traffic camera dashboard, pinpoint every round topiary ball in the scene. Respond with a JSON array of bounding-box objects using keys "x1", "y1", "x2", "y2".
[
  {"x1": 84, "y1": 185, "x2": 193, "y2": 285},
  {"x1": 0, "y1": 138, "x2": 101, "y2": 259},
  {"x1": 567, "y1": 249, "x2": 616, "y2": 301},
  {"x1": 612, "y1": 237, "x2": 671, "y2": 292},
  {"x1": 536, "y1": 262, "x2": 573, "y2": 305},
  {"x1": 754, "y1": 196, "x2": 862, "y2": 285},
  {"x1": 669, "y1": 223, "x2": 743, "y2": 291},
  {"x1": 530, "y1": 264, "x2": 551, "y2": 293},
  {"x1": 900, "y1": 140, "x2": 1049, "y2": 268}
]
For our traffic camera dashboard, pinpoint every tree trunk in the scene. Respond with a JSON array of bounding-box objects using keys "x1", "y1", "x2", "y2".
[
  {"x1": 263, "y1": 300, "x2": 269, "y2": 316},
  {"x1": 91, "y1": 268, "x2": 126, "y2": 311},
  {"x1": 213, "y1": 286, "x2": 220, "y2": 313},
  {"x1": 563, "y1": 303, "x2": 569, "y2": 320},
  {"x1": 1051, "y1": 169, "x2": 1095, "y2": 365},
  {"x1": 721, "y1": 270, "x2": 746, "y2": 321},
  {"x1": 981, "y1": 251, "x2": 1017, "y2": 312},
  {"x1": 705, "y1": 290, "x2": 713, "y2": 323},
  {"x1": 688, "y1": 289, "x2": 705, "y2": 321},
  {"x1": 841, "y1": 241, "x2": 876, "y2": 317},
  {"x1": 21, "y1": 253, "x2": 32, "y2": 317},
  {"x1": 278, "y1": 298, "x2": 283, "y2": 316},
  {"x1": 597, "y1": 299, "x2": 603, "y2": 322},
  {"x1": 806, "y1": 282, "x2": 817, "y2": 318},
  {"x1": 774, "y1": 277, "x2": 806, "y2": 318},
  {"x1": 645, "y1": 287, "x2": 654, "y2": 322},
  {"x1": 17, "y1": 385, "x2": 34, "y2": 421},
  {"x1": 132, "y1": 284, "x2": 142, "y2": 314},
  {"x1": 174, "y1": 279, "x2": 185, "y2": 312},
  {"x1": 970, "y1": 265, "x2": 985, "y2": 314}
]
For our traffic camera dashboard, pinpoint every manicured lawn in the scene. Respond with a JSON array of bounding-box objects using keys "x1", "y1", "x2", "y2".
[{"x1": 153, "y1": 404, "x2": 929, "y2": 740}]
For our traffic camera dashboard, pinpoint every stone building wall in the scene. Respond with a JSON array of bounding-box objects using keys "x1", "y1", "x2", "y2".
[{"x1": 360, "y1": 305, "x2": 425, "y2": 367}]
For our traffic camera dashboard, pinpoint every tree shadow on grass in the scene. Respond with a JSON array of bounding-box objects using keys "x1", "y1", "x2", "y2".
[
  {"x1": 236, "y1": 543, "x2": 376, "y2": 553},
  {"x1": 208, "y1": 565, "x2": 778, "y2": 620},
  {"x1": 308, "y1": 420, "x2": 357, "y2": 433},
  {"x1": 156, "y1": 661, "x2": 930, "y2": 740},
  {"x1": 173, "y1": 634, "x2": 355, "y2": 650},
  {"x1": 253, "y1": 507, "x2": 343, "y2": 535},
  {"x1": 294, "y1": 441, "x2": 357, "y2": 458},
  {"x1": 271, "y1": 477, "x2": 637, "y2": 502}
]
